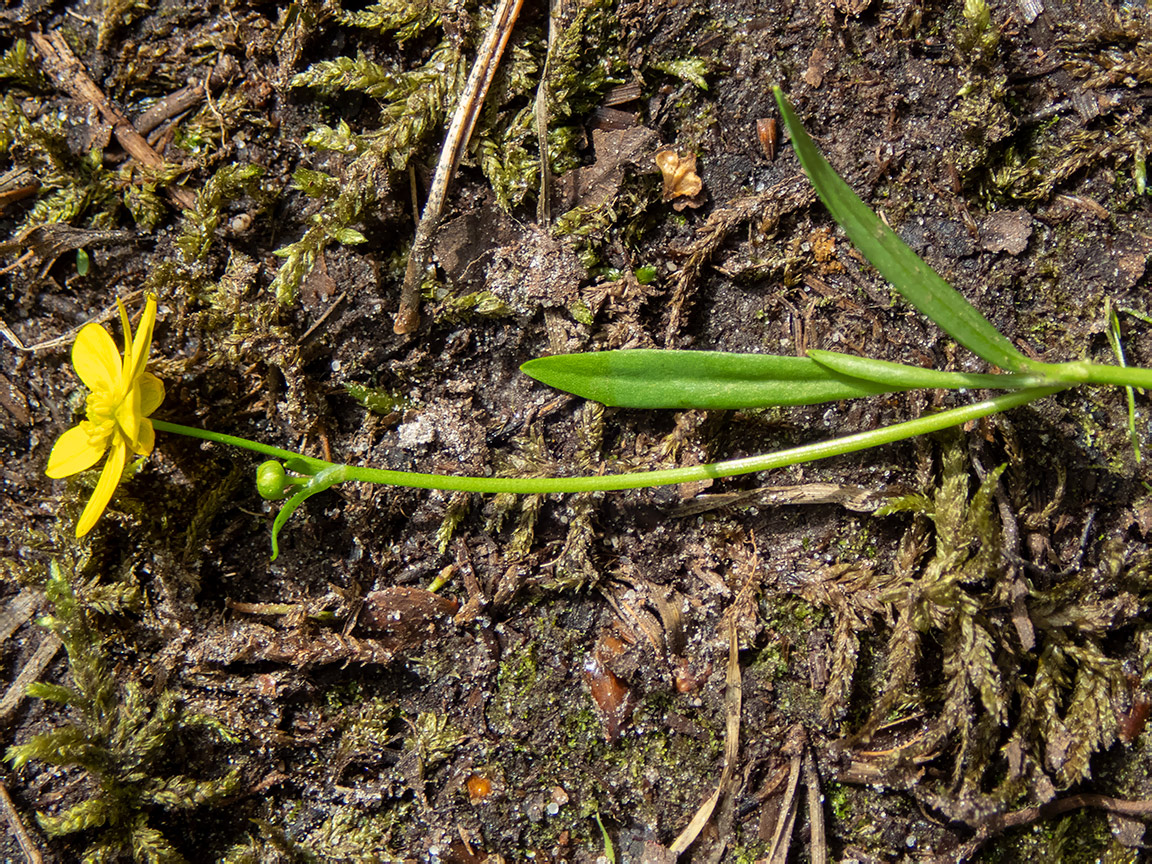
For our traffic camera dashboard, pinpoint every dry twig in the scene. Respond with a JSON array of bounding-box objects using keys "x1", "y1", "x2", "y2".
[
  {"x1": 0, "y1": 782, "x2": 43, "y2": 864},
  {"x1": 669, "y1": 626, "x2": 742, "y2": 855},
  {"x1": 393, "y1": 0, "x2": 526, "y2": 334},
  {"x1": 30, "y1": 31, "x2": 196, "y2": 210}
]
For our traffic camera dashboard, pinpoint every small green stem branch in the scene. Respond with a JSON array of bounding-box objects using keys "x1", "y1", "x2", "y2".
[
  {"x1": 152, "y1": 420, "x2": 331, "y2": 472},
  {"x1": 155, "y1": 386, "x2": 1063, "y2": 495}
]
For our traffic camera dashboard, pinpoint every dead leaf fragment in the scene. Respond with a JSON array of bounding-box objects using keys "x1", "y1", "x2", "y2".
[
  {"x1": 803, "y1": 43, "x2": 829, "y2": 88},
  {"x1": 360, "y1": 587, "x2": 460, "y2": 645},
  {"x1": 584, "y1": 635, "x2": 636, "y2": 742},
  {"x1": 655, "y1": 148, "x2": 705, "y2": 210},
  {"x1": 980, "y1": 210, "x2": 1033, "y2": 255}
]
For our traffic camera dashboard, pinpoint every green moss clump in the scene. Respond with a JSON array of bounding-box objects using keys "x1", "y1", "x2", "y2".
[
  {"x1": 344, "y1": 382, "x2": 407, "y2": 416},
  {"x1": 0, "y1": 39, "x2": 48, "y2": 91},
  {"x1": 5, "y1": 563, "x2": 240, "y2": 863},
  {"x1": 799, "y1": 431, "x2": 1146, "y2": 817}
]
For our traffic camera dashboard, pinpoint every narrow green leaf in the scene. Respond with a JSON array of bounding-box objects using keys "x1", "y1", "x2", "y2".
[
  {"x1": 1106, "y1": 301, "x2": 1141, "y2": 461},
  {"x1": 773, "y1": 87, "x2": 1034, "y2": 373},
  {"x1": 521, "y1": 349, "x2": 912, "y2": 409},
  {"x1": 807, "y1": 350, "x2": 1044, "y2": 390}
]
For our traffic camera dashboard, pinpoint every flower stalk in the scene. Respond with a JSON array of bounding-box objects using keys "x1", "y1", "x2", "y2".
[{"x1": 161, "y1": 386, "x2": 1063, "y2": 559}]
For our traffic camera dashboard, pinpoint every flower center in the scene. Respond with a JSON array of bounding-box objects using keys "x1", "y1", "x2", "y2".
[{"x1": 85, "y1": 389, "x2": 119, "y2": 440}]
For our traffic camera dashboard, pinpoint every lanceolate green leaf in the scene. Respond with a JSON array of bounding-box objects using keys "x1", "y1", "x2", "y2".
[
  {"x1": 773, "y1": 87, "x2": 1034, "y2": 374},
  {"x1": 520, "y1": 349, "x2": 911, "y2": 409}
]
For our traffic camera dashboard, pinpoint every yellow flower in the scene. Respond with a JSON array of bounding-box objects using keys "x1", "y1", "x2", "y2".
[{"x1": 46, "y1": 295, "x2": 165, "y2": 536}]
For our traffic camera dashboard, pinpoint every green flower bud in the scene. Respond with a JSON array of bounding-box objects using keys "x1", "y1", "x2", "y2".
[{"x1": 256, "y1": 460, "x2": 290, "y2": 500}]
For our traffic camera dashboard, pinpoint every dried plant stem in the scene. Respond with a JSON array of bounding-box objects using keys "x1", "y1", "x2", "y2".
[
  {"x1": 534, "y1": 0, "x2": 563, "y2": 225},
  {"x1": 669, "y1": 626, "x2": 742, "y2": 855},
  {"x1": 394, "y1": 0, "x2": 526, "y2": 334},
  {"x1": 767, "y1": 726, "x2": 807, "y2": 864},
  {"x1": 804, "y1": 752, "x2": 827, "y2": 864},
  {"x1": 0, "y1": 782, "x2": 42, "y2": 864}
]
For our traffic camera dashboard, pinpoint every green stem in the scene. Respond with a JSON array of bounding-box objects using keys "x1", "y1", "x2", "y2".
[
  {"x1": 1040, "y1": 361, "x2": 1152, "y2": 390},
  {"x1": 152, "y1": 420, "x2": 332, "y2": 472},
  {"x1": 154, "y1": 386, "x2": 1064, "y2": 495}
]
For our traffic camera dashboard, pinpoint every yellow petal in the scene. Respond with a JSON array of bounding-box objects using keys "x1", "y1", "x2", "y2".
[
  {"x1": 134, "y1": 419, "x2": 155, "y2": 456},
  {"x1": 115, "y1": 385, "x2": 144, "y2": 449},
  {"x1": 124, "y1": 295, "x2": 157, "y2": 387},
  {"x1": 76, "y1": 438, "x2": 126, "y2": 537},
  {"x1": 118, "y1": 297, "x2": 133, "y2": 360},
  {"x1": 72, "y1": 323, "x2": 122, "y2": 394},
  {"x1": 46, "y1": 423, "x2": 107, "y2": 478},
  {"x1": 138, "y1": 372, "x2": 165, "y2": 416}
]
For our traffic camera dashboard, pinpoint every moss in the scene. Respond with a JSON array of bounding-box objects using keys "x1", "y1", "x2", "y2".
[
  {"x1": 0, "y1": 39, "x2": 48, "y2": 91},
  {"x1": 761, "y1": 594, "x2": 825, "y2": 636},
  {"x1": 793, "y1": 429, "x2": 1145, "y2": 815},
  {"x1": 651, "y1": 56, "x2": 710, "y2": 90},
  {"x1": 488, "y1": 639, "x2": 540, "y2": 730},
  {"x1": 298, "y1": 808, "x2": 403, "y2": 863},
  {"x1": 276, "y1": 1, "x2": 465, "y2": 305},
  {"x1": 175, "y1": 163, "x2": 268, "y2": 274},
  {"x1": 827, "y1": 781, "x2": 852, "y2": 821},
  {"x1": 5, "y1": 563, "x2": 240, "y2": 863},
  {"x1": 541, "y1": 0, "x2": 629, "y2": 170},
  {"x1": 984, "y1": 809, "x2": 1115, "y2": 863},
  {"x1": 553, "y1": 176, "x2": 663, "y2": 271},
  {"x1": 7, "y1": 110, "x2": 125, "y2": 231},
  {"x1": 343, "y1": 382, "x2": 408, "y2": 417},
  {"x1": 834, "y1": 517, "x2": 878, "y2": 561}
]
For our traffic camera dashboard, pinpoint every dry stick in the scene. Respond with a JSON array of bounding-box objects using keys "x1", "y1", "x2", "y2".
[
  {"x1": 0, "y1": 782, "x2": 43, "y2": 864},
  {"x1": 803, "y1": 752, "x2": 827, "y2": 864},
  {"x1": 534, "y1": 0, "x2": 563, "y2": 225},
  {"x1": 393, "y1": 0, "x2": 526, "y2": 334},
  {"x1": 669, "y1": 626, "x2": 742, "y2": 856},
  {"x1": 30, "y1": 32, "x2": 196, "y2": 210},
  {"x1": 135, "y1": 58, "x2": 232, "y2": 136}
]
